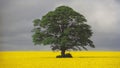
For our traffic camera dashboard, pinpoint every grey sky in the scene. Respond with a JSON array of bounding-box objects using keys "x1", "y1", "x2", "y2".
[{"x1": 0, "y1": 0, "x2": 120, "y2": 51}]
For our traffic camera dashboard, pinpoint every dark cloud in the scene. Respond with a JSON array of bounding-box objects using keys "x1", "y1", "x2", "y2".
[
  {"x1": 0, "y1": 0, "x2": 120, "y2": 51},
  {"x1": 0, "y1": 0, "x2": 69, "y2": 51}
]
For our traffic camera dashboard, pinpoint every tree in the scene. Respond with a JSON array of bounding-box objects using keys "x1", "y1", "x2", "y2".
[{"x1": 32, "y1": 6, "x2": 95, "y2": 58}]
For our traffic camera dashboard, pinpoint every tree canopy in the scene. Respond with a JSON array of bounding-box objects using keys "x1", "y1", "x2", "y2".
[{"x1": 32, "y1": 6, "x2": 95, "y2": 57}]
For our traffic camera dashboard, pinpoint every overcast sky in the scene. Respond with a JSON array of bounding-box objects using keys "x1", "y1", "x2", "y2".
[{"x1": 0, "y1": 0, "x2": 120, "y2": 51}]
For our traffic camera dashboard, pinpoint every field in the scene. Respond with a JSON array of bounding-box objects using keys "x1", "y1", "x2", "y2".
[{"x1": 0, "y1": 51, "x2": 120, "y2": 68}]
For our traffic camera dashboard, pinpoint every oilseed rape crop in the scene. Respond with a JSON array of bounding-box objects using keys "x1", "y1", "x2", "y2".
[{"x1": 0, "y1": 51, "x2": 120, "y2": 68}]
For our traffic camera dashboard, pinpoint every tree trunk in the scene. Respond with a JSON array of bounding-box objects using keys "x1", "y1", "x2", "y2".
[{"x1": 61, "y1": 49, "x2": 65, "y2": 57}]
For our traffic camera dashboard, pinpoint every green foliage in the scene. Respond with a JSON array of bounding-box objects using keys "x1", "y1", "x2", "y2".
[
  {"x1": 32, "y1": 6, "x2": 95, "y2": 51},
  {"x1": 33, "y1": 19, "x2": 40, "y2": 26}
]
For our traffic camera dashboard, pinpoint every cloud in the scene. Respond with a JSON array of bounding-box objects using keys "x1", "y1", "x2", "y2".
[
  {"x1": 60, "y1": 0, "x2": 120, "y2": 50},
  {"x1": 69, "y1": 0, "x2": 119, "y2": 33},
  {"x1": 0, "y1": 0, "x2": 68, "y2": 51},
  {"x1": 0, "y1": 0, "x2": 120, "y2": 51}
]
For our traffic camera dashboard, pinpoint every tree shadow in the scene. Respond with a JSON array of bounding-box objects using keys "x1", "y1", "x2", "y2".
[{"x1": 56, "y1": 53, "x2": 73, "y2": 58}]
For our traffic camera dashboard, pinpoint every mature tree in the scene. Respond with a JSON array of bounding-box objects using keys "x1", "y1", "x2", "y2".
[{"x1": 32, "y1": 6, "x2": 95, "y2": 57}]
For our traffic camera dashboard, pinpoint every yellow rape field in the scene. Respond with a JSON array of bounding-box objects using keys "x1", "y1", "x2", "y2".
[{"x1": 0, "y1": 51, "x2": 120, "y2": 68}]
